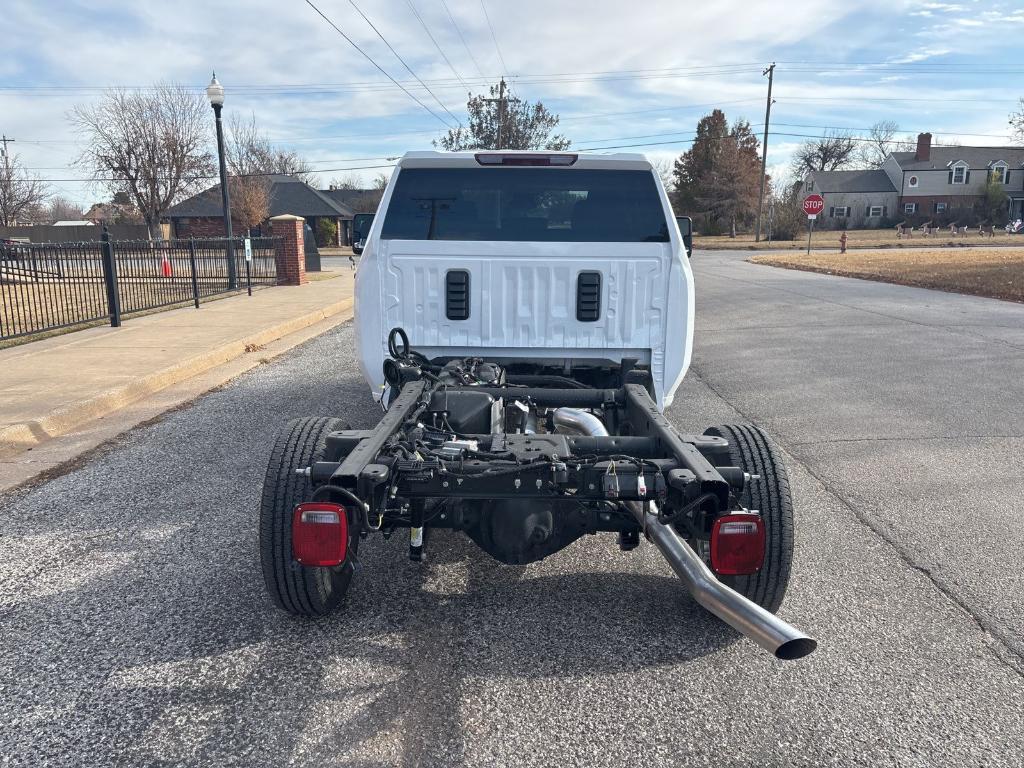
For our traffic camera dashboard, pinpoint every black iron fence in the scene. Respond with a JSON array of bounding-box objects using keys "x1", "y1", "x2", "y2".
[{"x1": 0, "y1": 232, "x2": 279, "y2": 342}]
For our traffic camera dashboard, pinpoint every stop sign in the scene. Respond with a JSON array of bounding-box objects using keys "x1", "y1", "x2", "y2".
[{"x1": 803, "y1": 194, "x2": 825, "y2": 216}]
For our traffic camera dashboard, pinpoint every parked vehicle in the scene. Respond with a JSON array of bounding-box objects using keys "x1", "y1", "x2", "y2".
[{"x1": 260, "y1": 151, "x2": 815, "y2": 659}]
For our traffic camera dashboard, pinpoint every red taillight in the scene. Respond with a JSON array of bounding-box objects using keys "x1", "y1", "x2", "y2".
[
  {"x1": 710, "y1": 513, "x2": 765, "y2": 575},
  {"x1": 474, "y1": 153, "x2": 578, "y2": 166},
  {"x1": 292, "y1": 502, "x2": 348, "y2": 566}
]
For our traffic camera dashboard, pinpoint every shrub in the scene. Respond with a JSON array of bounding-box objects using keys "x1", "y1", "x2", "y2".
[
  {"x1": 768, "y1": 192, "x2": 805, "y2": 241},
  {"x1": 316, "y1": 218, "x2": 337, "y2": 247}
]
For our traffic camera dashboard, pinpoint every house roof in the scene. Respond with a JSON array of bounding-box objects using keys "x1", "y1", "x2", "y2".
[
  {"x1": 807, "y1": 169, "x2": 896, "y2": 194},
  {"x1": 320, "y1": 187, "x2": 381, "y2": 213},
  {"x1": 891, "y1": 146, "x2": 1024, "y2": 171},
  {"x1": 165, "y1": 175, "x2": 354, "y2": 219}
]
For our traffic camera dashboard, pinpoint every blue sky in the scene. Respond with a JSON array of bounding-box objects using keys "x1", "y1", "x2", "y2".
[{"x1": 3, "y1": 0, "x2": 1024, "y2": 207}]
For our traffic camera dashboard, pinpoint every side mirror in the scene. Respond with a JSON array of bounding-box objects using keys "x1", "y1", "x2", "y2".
[
  {"x1": 675, "y1": 216, "x2": 693, "y2": 258},
  {"x1": 352, "y1": 243, "x2": 364, "y2": 256}
]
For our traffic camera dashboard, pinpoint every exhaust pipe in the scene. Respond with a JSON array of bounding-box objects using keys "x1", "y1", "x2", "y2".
[
  {"x1": 551, "y1": 407, "x2": 816, "y2": 659},
  {"x1": 552, "y1": 407, "x2": 609, "y2": 437},
  {"x1": 626, "y1": 500, "x2": 817, "y2": 660}
]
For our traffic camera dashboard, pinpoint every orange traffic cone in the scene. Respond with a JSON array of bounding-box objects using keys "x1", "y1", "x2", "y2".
[{"x1": 161, "y1": 256, "x2": 173, "y2": 277}]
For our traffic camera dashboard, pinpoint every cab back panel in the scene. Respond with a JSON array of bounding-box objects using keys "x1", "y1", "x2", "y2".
[{"x1": 382, "y1": 241, "x2": 667, "y2": 351}]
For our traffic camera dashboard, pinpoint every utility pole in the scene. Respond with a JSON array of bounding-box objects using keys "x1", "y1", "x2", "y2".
[
  {"x1": 754, "y1": 63, "x2": 775, "y2": 243},
  {"x1": 483, "y1": 78, "x2": 507, "y2": 149},
  {"x1": 0, "y1": 134, "x2": 14, "y2": 161}
]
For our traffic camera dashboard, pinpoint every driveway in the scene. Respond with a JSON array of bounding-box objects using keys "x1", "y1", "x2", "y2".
[{"x1": 1, "y1": 250, "x2": 1022, "y2": 766}]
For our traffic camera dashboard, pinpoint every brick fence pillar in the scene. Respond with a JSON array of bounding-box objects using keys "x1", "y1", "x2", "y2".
[{"x1": 270, "y1": 214, "x2": 307, "y2": 286}]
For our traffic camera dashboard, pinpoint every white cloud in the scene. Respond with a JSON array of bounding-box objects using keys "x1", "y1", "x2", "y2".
[{"x1": 3, "y1": 0, "x2": 1023, "y2": 201}]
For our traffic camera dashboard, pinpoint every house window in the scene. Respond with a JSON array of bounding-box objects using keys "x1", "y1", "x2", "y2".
[
  {"x1": 908, "y1": 175, "x2": 919, "y2": 188},
  {"x1": 991, "y1": 163, "x2": 1008, "y2": 184},
  {"x1": 868, "y1": 206, "x2": 883, "y2": 217},
  {"x1": 904, "y1": 202, "x2": 917, "y2": 215},
  {"x1": 952, "y1": 165, "x2": 967, "y2": 184},
  {"x1": 935, "y1": 202, "x2": 947, "y2": 213},
  {"x1": 831, "y1": 206, "x2": 849, "y2": 218}
]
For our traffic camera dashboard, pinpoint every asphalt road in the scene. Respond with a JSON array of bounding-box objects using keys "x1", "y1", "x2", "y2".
[{"x1": 2, "y1": 249, "x2": 1023, "y2": 767}]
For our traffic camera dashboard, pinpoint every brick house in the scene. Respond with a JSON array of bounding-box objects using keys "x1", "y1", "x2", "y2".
[
  {"x1": 164, "y1": 174, "x2": 356, "y2": 244},
  {"x1": 802, "y1": 169, "x2": 898, "y2": 228},
  {"x1": 801, "y1": 133, "x2": 1024, "y2": 227},
  {"x1": 882, "y1": 133, "x2": 1024, "y2": 221}
]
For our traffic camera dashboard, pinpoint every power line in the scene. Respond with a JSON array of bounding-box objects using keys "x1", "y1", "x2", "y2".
[
  {"x1": 23, "y1": 155, "x2": 403, "y2": 171},
  {"x1": 0, "y1": 69, "x2": 766, "y2": 99},
  {"x1": 24, "y1": 126, "x2": 996, "y2": 182},
  {"x1": 575, "y1": 127, "x2": 763, "y2": 145},
  {"x1": 440, "y1": 0, "x2": 485, "y2": 78},
  {"x1": 771, "y1": 122, "x2": 1011, "y2": 140},
  {"x1": 559, "y1": 98, "x2": 765, "y2": 123},
  {"x1": 478, "y1": 0, "x2": 508, "y2": 75},
  {"x1": 345, "y1": 0, "x2": 462, "y2": 125},
  {"x1": 9, "y1": 58, "x2": 1024, "y2": 97},
  {"x1": 28, "y1": 162, "x2": 399, "y2": 184},
  {"x1": 302, "y1": 0, "x2": 454, "y2": 127},
  {"x1": 0, "y1": 64, "x2": 764, "y2": 92},
  {"x1": 778, "y1": 94, "x2": 1012, "y2": 104},
  {"x1": 402, "y1": 0, "x2": 470, "y2": 91}
]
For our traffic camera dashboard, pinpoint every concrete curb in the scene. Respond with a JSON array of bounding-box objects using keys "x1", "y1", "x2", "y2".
[{"x1": 0, "y1": 297, "x2": 353, "y2": 459}]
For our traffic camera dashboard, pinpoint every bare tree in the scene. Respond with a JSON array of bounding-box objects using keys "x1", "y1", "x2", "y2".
[
  {"x1": 436, "y1": 81, "x2": 570, "y2": 151},
  {"x1": 224, "y1": 113, "x2": 318, "y2": 229},
  {"x1": 359, "y1": 173, "x2": 391, "y2": 211},
  {"x1": 790, "y1": 130, "x2": 857, "y2": 179},
  {"x1": 1011, "y1": 98, "x2": 1024, "y2": 144},
  {"x1": 230, "y1": 176, "x2": 270, "y2": 235},
  {"x1": 0, "y1": 151, "x2": 49, "y2": 226},
  {"x1": 71, "y1": 84, "x2": 214, "y2": 239},
  {"x1": 227, "y1": 113, "x2": 312, "y2": 182},
  {"x1": 273, "y1": 151, "x2": 314, "y2": 181},
  {"x1": 328, "y1": 172, "x2": 363, "y2": 190},
  {"x1": 224, "y1": 114, "x2": 272, "y2": 231},
  {"x1": 651, "y1": 158, "x2": 675, "y2": 196},
  {"x1": 47, "y1": 196, "x2": 83, "y2": 222},
  {"x1": 857, "y1": 120, "x2": 912, "y2": 168}
]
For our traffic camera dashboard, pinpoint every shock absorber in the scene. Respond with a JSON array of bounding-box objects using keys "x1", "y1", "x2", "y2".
[{"x1": 409, "y1": 498, "x2": 425, "y2": 562}]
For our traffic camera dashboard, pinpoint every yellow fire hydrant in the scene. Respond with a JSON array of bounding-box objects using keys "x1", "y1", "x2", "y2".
[{"x1": 839, "y1": 232, "x2": 848, "y2": 254}]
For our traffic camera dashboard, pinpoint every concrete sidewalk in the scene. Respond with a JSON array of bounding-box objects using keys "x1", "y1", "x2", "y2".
[{"x1": 0, "y1": 273, "x2": 354, "y2": 467}]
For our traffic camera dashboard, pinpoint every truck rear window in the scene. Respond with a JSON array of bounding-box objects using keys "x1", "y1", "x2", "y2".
[{"x1": 380, "y1": 168, "x2": 669, "y2": 243}]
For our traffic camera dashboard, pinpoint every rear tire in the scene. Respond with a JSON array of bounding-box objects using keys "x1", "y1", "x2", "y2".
[
  {"x1": 260, "y1": 417, "x2": 359, "y2": 616},
  {"x1": 702, "y1": 424, "x2": 794, "y2": 613}
]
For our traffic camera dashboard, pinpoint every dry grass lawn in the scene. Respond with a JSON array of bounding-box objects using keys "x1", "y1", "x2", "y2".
[
  {"x1": 750, "y1": 247, "x2": 1024, "y2": 303},
  {"x1": 696, "y1": 228, "x2": 1023, "y2": 251}
]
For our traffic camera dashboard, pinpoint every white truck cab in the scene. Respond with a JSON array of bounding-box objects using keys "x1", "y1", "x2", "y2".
[{"x1": 354, "y1": 150, "x2": 693, "y2": 409}]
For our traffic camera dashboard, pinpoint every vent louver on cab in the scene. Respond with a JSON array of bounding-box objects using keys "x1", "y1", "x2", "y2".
[
  {"x1": 446, "y1": 270, "x2": 470, "y2": 320},
  {"x1": 576, "y1": 271, "x2": 601, "y2": 322}
]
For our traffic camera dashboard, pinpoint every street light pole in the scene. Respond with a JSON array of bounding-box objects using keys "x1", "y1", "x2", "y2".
[{"x1": 206, "y1": 73, "x2": 237, "y2": 290}]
